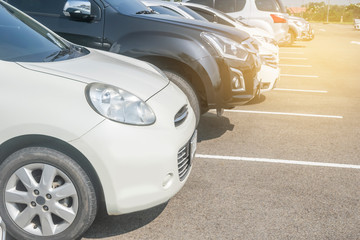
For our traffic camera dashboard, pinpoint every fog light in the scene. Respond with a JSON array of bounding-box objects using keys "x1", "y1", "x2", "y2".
[
  {"x1": 162, "y1": 173, "x2": 174, "y2": 189},
  {"x1": 232, "y1": 76, "x2": 240, "y2": 89},
  {"x1": 230, "y1": 68, "x2": 245, "y2": 92}
]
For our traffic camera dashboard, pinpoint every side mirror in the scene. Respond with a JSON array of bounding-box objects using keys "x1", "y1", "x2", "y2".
[{"x1": 63, "y1": 0, "x2": 95, "y2": 22}]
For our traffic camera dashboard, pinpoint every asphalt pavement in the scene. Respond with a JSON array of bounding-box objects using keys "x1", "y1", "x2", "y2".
[{"x1": 81, "y1": 23, "x2": 360, "y2": 240}]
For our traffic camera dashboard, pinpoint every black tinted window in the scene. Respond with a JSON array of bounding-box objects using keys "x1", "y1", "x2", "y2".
[
  {"x1": 255, "y1": 0, "x2": 281, "y2": 12},
  {"x1": 215, "y1": 0, "x2": 246, "y2": 13},
  {"x1": 217, "y1": 16, "x2": 235, "y2": 27},
  {"x1": 106, "y1": 0, "x2": 151, "y2": 15},
  {"x1": 178, "y1": 5, "x2": 208, "y2": 21},
  {"x1": 7, "y1": 0, "x2": 67, "y2": 14},
  {"x1": 192, "y1": 9, "x2": 215, "y2": 22}
]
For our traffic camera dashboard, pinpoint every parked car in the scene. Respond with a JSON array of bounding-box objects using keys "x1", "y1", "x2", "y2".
[
  {"x1": 287, "y1": 16, "x2": 314, "y2": 45},
  {"x1": 6, "y1": 0, "x2": 262, "y2": 125},
  {"x1": 144, "y1": 1, "x2": 279, "y2": 92},
  {"x1": 0, "y1": 1, "x2": 197, "y2": 239},
  {"x1": 185, "y1": 0, "x2": 289, "y2": 44},
  {"x1": 354, "y1": 19, "x2": 360, "y2": 30}
]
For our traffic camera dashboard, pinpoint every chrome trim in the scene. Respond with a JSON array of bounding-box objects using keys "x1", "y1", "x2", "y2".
[
  {"x1": 174, "y1": 105, "x2": 188, "y2": 127},
  {"x1": 230, "y1": 67, "x2": 246, "y2": 92}
]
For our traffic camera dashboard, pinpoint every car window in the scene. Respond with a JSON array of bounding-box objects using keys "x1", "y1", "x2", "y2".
[
  {"x1": 190, "y1": 8, "x2": 215, "y2": 22},
  {"x1": 255, "y1": 0, "x2": 281, "y2": 12},
  {"x1": 0, "y1": 2, "x2": 88, "y2": 62},
  {"x1": 178, "y1": 5, "x2": 208, "y2": 21},
  {"x1": 105, "y1": 0, "x2": 153, "y2": 15},
  {"x1": 217, "y1": 16, "x2": 235, "y2": 27},
  {"x1": 215, "y1": 0, "x2": 246, "y2": 13},
  {"x1": 6, "y1": 0, "x2": 67, "y2": 15}
]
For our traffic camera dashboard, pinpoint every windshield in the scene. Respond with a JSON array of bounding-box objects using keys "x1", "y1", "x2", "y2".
[
  {"x1": 105, "y1": 0, "x2": 154, "y2": 15},
  {"x1": 0, "y1": 1, "x2": 88, "y2": 62}
]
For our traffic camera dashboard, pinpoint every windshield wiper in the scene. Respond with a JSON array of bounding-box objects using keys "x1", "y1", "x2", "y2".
[
  {"x1": 136, "y1": 10, "x2": 155, "y2": 14},
  {"x1": 44, "y1": 48, "x2": 71, "y2": 62}
]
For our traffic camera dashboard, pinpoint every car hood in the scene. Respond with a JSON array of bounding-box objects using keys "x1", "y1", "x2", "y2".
[
  {"x1": 139, "y1": 14, "x2": 250, "y2": 42},
  {"x1": 17, "y1": 49, "x2": 169, "y2": 101}
]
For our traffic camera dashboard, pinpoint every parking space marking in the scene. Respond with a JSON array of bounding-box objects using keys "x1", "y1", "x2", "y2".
[
  {"x1": 196, "y1": 154, "x2": 360, "y2": 170},
  {"x1": 279, "y1": 64, "x2": 312, "y2": 68},
  {"x1": 350, "y1": 41, "x2": 360, "y2": 45},
  {"x1": 280, "y1": 57, "x2": 308, "y2": 60},
  {"x1": 223, "y1": 109, "x2": 343, "y2": 119},
  {"x1": 281, "y1": 74, "x2": 319, "y2": 78},
  {"x1": 274, "y1": 88, "x2": 327, "y2": 93}
]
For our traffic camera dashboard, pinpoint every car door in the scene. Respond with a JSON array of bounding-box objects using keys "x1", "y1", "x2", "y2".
[{"x1": 6, "y1": 0, "x2": 105, "y2": 49}]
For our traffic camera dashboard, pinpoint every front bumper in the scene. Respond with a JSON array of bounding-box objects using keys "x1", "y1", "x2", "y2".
[
  {"x1": 258, "y1": 65, "x2": 280, "y2": 93},
  {"x1": 216, "y1": 55, "x2": 261, "y2": 108},
  {"x1": 70, "y1": 83, "x2": 197, "y2": 215}
]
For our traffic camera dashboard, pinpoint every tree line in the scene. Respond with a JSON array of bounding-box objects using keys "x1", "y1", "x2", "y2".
[{"x1": 291, "y1": 2, "x2": 360, "y2": 22}]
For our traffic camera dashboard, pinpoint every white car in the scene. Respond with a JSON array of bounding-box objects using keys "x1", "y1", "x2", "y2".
[
  {"x1": 288, "y1": 16, "x2": 314, "y2": 45},
  {"x1": 354, "y1": 19, "x2": 360, "y2": 30},
  {"x1": 0, "y1": 2, "x2": 197, "y2": 240},
  {"x1": 185, "y1": 0, "x2": 289, "y2": 44}
]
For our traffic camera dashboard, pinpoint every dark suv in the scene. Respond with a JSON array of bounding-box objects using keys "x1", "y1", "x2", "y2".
[{"x1": 7, "y1": 0, "x2": 261, "y2": 124}]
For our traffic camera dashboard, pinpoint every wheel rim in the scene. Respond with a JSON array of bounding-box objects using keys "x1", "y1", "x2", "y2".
[{"x1": 4, "y1": 163, "x2": 79, "y2": 236}]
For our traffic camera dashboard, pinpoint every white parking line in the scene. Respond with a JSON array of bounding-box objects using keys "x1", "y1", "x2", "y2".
[
  {"x1": 281, "y1": 74, "x2": 319, "y2": 78},
  {"x1": 274, "y1": 88, "x2": 328, "y2": 93},
  {"x1": 280, "y1": 57, "x2": 308, "y2": 60},
  {"x1": 196, "y1": 154, "x2": 360, "y2": 170},
  {"x1": 223, "y1": 109, "x2": 343, "y2": 119},
  {"x1": 351, "y1": 41, "x2": 360, "y2": 45},
  {"x1": 279, "y1": 64, "x2": 312, "y2": 67}
]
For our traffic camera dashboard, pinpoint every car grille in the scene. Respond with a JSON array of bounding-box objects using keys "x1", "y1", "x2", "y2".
[
  {"x1": 177, "y1": 131, "x2": 197, "y2": 181},
  {"x1": 178, "y1": 142, "x2": 191, "y2": 181},
  {"x1": 260, "y1": 53, "x2": 279, "y2": 69},
  {"x1": 174, "y1": 105, "x2": 188, "y2": 127}
]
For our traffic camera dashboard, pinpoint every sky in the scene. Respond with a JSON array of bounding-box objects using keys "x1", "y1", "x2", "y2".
[{"x1": 281, "y1": 0, "x2": 360, "y2": 7}]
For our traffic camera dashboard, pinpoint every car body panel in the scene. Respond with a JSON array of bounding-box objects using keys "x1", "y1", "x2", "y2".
[
  {"x1": 6, "y1": 0, "x2": 260, "y2": 110},
  {"x1": 0, "y1": 0, "x2": 196, "y2": 220}
]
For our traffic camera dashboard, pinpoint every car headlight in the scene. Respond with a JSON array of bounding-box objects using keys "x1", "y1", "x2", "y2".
[
  {"x1": 201, "y1": 32, "x2": 249, "y2": 61},
  {"x1": 86, "y1": 83, "x2": 156, "y2": 125}
]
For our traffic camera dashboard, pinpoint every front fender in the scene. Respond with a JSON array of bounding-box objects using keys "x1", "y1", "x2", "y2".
[{"x1": 110, "y1": 31, "x2": 223, "y2": 109}]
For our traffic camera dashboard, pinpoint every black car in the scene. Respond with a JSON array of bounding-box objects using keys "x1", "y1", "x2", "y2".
[{"x1": 6, "y1": 0, "x2": 261, "y2": 124}]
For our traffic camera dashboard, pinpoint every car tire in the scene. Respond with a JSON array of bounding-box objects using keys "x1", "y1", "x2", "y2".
[
  {"x1": 163, "y1": 70, "x2": 201, "y2": 126},
  {"x1": 0, "y1": 147, "x2": 97, "y2": 240}
]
